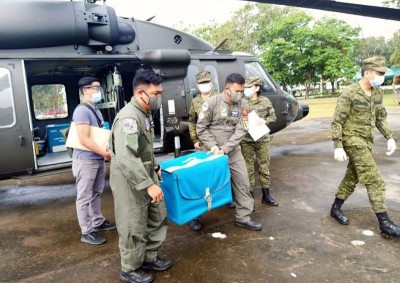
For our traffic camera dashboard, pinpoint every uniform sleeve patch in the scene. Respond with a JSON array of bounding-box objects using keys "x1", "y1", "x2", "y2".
[
  {"x1": 199, "y1": 112, "x2": 205, "y2": 120},
  {"x1": 123, "y1": 118, "x2": 138, "y2": 134}
]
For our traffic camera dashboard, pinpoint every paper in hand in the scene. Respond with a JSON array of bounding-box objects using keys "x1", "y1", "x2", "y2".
[{"x1": 247, "y1": 110, "x2": 270, "y2": 141}]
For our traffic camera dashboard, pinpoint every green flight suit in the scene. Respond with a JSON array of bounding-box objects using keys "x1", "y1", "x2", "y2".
[
  {"x1": 240, "y1": 96, "x2": 276, "y2": 192},
  {"x1": 332, "y1": 82, "x2": 395, "y2": 213},
  {"x1": 196, "y1": 92, "x2": 254, "y2": 222},
  {"x1": 110, "y1": 98, "x2": 167, "y2": 272}
]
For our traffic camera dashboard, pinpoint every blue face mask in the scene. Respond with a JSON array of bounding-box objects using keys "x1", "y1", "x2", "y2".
[
  {"x1": 91, "y1": 92, "x2": 102, "y2": 104},
  {"x1": 369, "y1": 75, "x2": 385, "y2": 88}
]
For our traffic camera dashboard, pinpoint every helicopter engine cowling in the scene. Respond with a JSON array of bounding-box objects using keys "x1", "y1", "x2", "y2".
[{"x1": 0, "y1": 0, "x2": 135, "y2": 49}]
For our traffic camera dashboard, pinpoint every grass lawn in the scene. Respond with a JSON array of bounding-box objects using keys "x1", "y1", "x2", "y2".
[{"x1": 299, "y1": 90, "x2": 399, "y2": 120}]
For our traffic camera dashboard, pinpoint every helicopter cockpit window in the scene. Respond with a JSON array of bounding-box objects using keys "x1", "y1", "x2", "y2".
[
  {"x1": 244, "y1": 61, "x2": 277, "y2": 93},
  {"x1": 203, "y1": 65, "x2": 220, "y2": 92},
  {"x1": 187, "y1": 64, "x2": 200, "y2": 97},
  {"x1": 32, "y1": 84, "x2": 68, "y2": 120},
  {"x1": 0, "y1": 68, "x2": 16, "y2": 128}
]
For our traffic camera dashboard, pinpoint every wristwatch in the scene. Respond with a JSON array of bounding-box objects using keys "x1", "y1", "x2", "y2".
[{"x1": 154, "y1": 164, "x2": 161, "y2": 173}]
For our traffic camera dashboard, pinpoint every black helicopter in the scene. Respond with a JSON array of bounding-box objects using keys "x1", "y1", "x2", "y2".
[{"x1": 0, "y1": 0, "x2": 308, "y2": 178}]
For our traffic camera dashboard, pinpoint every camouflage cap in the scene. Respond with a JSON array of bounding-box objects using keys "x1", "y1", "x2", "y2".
[
  {"x1": 362, "y1": 56, "x2": 388, "y2": 73},
  {"x1": 196, "y1": 71, "x2": 212, "y2": 83},
  {"x1": 244, "y1": 77, "x2": 262, "y2": 88}
]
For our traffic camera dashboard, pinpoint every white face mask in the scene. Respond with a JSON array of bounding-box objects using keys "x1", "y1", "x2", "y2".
[
  {"x1": 369, "y1": 75, "x2": 385, "y2": 88},
  {"x1": 198, "y1": 83, "x2": 212, "y2": 94},
  {"x1": 91, "y1": 92, "x2": 102, "y2": 104},
  {"x1": 244, "y1": 87, "x2": 255, "y2": 98}
]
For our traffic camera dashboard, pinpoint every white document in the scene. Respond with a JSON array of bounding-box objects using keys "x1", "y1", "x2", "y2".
[
  {"x1": 247, "y1": 110, "x2": 270, "y2": 142},
  {"x1": 66, "y1": 122, "x2": 110, "y2": 151}
]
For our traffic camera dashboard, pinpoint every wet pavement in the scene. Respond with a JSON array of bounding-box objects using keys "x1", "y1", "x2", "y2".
[{"x1": 1, "y1": 110, "x2": 400, "y2": 283}]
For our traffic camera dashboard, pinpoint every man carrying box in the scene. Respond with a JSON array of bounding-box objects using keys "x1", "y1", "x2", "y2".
[{"x1": 196, "y1": 73, "x2": 262, "y2": 231}]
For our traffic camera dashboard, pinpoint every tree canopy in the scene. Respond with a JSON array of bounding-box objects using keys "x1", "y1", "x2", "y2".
[{"x1": 184, "y1": 3, "x2": 399, "y2": 97}]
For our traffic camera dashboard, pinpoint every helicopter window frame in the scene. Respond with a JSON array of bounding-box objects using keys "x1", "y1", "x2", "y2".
[
  {"x1": 31, "y1": 84, "x2": 69, "y2": 121},
  {"x1": 0, "y1": 67, "x2": 17, "y2": 128},
  {"x1": 244, "y1": 61, "x2": 277, "y2": 94},
  {"x1": 203, "y1": 65, "x2": 220, "y2": 93},
  {"x1": 187, "y1": 64, "x2": 200, "y2": 97}
]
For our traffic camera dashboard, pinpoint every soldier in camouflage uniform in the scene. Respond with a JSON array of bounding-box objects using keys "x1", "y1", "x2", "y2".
[
  {"x1": 240, "y1": 77, "x2": 278, "y2": 206},
  {"x1": 187, "y1": 71, "x2": 218, "y2": 231},
  {"x1": 110, "y1": 69, "x2": 172, "y2": 283},
  {"x1": 189, "y1": 71, "x2": 218, "y2": 150},
  {"x1": 330, "y1": 56, "x2": 400, "y2": 238},
  {"x1": 197, "y1": 73, "x2": 263, "y2": 231}
]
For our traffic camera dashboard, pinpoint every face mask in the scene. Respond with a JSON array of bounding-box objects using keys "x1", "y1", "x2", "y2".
[
  {"x1": 369, "y1": 75, "x2": 385, "y2": 88},
  {"x1": 198, "y1": 83, "x2": 212, "y2": 94},
  {"x1": 244, "y1": 87, "x2": 255, "y2": 98},
  {"x1": 142, "y1": 91, "x2": 162, "y2": 111},
  {"x1": 228, "y1": 89, "x2": 243, "y2": 103},
  {"x1": 91, "y1": 92, "x2": 102, "y2": 104}
]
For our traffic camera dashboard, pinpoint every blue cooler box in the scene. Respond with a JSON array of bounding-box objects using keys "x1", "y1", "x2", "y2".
[
  {"x1": 160, "y1": 152, "x2": 232, "y2": 225},
  {"x1": 46, "y1": 123, "x2": 70, "y2": 153}
]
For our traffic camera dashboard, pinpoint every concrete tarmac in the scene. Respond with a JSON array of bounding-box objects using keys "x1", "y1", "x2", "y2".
[{"x1": 1, "y1": 110, "x2": 400, "y2": 283}]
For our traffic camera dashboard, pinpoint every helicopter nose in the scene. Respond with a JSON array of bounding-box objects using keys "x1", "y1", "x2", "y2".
[{"x1": 293, "y1": 102, "x2": 309, "y2": 122}]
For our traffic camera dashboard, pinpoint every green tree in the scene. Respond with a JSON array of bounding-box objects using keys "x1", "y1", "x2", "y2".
[
  {"x1": 32, "y1": 84, "x2": 66, "y2": 118},
  {"x1": 261, "y1": 12, "x2": 359, "y2": 96},
  {"x1": 261, "y1": 11, "x2": 315, "y2": 94},
  {"x1": 311, "y1": 17, "x2": 360, "y2": 92},
  {"x1": 355, "y1": 36, "x2": 393, "y2": 62},
  {"x1": 388, "y1": 30, "x2": 400, "y2": 65},
  {"x1": 188, "y1": 4, "x2": 258, "y2": 54},
  {"x1": 383, "y1": 0, "x2": 400, "y2": 7},
  {"x1": 185, "y1": 3, "x2": 361, "y2": 96}
]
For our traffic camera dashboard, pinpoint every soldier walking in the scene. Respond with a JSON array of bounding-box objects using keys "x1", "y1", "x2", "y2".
[
  {"x1": 330, "y1": 56, "x2": 400, "y2": 238},
  {"x1": 241, "y1": 77, "x2": 278, "y2": 206},
  {"x1": 196, "y1": 73, "x2": 262, "y2": 231},
  {"x1": 110, "y1": 69, "x2": 172, "y2": 283}
]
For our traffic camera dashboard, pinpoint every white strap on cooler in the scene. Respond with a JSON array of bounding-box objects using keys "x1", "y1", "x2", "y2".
[
  {"x1": 164, "y1": 154, "x2": 222, "y2": 173},
  {"x1": 204, "y1": 187, "x2": 212, "y2": 211}
]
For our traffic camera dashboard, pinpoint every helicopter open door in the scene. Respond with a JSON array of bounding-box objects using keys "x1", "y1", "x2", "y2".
[{"x1": 0, "y1": 60, "x2": 35, "y2": 176}]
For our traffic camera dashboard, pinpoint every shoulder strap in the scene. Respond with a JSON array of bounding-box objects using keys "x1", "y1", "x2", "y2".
[{"x1": 81, "y1": 102, "x2": 103, "y2": 128}]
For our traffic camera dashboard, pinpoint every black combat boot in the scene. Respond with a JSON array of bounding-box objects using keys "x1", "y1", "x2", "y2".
[
  {"x1": 330, "y1": 198, "x2": 349, "y2": 225},
  {"x1": 261, "y1": 188, "x2": 278, "y2": 206},
  {"x1": 120, "y1": 269, "x2": 153, "y2": 283},
  {"x1": 376, "y1": 212, "x2": 400, "y2": 238},
  {"x1": 188, "y1": 217, "x2": 202, "y2": 231}
]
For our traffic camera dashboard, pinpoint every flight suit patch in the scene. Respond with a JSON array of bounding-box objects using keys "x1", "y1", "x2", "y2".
[
  {"x1": 231, "y1": 111, "x2": 239, "y2": 117},
  {"x1": 145, "y1": 118, "x2": 150, "y2": 131},
  {"x1": 123, "y1": 118, "x2": 138, "y2": 134},
  {"x1": 220, "y1": 107, "x2": 228, "y2": 117}
]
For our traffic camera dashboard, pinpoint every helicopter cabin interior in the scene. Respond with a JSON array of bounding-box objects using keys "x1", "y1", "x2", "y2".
[{"x1": 24, "y1": 58, "x2": 164, "y2": 172}]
